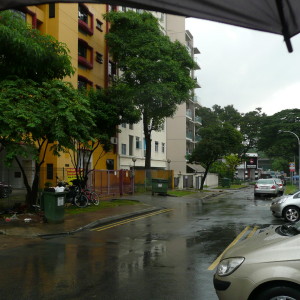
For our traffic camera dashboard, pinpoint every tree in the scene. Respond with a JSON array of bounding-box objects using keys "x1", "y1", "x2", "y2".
[
  {"x1": 212, "y1": 104, "x2": 242, "y2": 128},
  {"x1": 0, "y1": 10, "x2": 74, "y2": 81},
  {"x1": 0, "y1": 79, "x2": 94, "y2": 207},
  {"x1": 197, "y1": 105, "x2": 266, "y2": 159},
  {"x1": 104, "y1": 11, "x2": 196, "y2": 168},
  {"x1": 258, "y1": 109, "x2": 300, "y2": 171},
  {"x1": 239, "y1": 107, "x2": 266, "y2": 155},
  {"x1": 189, "y1": 123, "x2": 243, "y2": 190},
  {"x1": 68, "y1": 86, "x2": 140, "y2": 186}
]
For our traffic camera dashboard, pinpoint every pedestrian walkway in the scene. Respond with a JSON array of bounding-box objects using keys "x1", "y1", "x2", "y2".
[
  {"x1": 0, "y1": 202, "x2": 159, "y2": 238},
  {"x1": 0, "y1": 189, "x2": 233, "y2": 239}
]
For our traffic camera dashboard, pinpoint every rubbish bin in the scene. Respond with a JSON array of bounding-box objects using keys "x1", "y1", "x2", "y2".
[
  {"x1": 152, "y1": 178, "x2": 168, "y2": 195},
  {"x1": 221, "y1": 178, "x2": 231, "y2": 188},
  {"x1": 42, "y1": 191, "x2": 66, "y2": 223}
]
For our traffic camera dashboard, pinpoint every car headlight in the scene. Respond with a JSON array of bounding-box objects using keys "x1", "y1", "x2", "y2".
[
  {"x1": 216, "y1": 257, "x2": 245, "y2": 276},
  {"x1": 277, "y1": 198, "x2": 287, "y2": 204}
]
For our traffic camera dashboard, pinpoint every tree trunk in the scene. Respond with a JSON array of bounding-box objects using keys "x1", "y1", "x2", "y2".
[
  {"x1": 200, "y1": 164, "x2": 211, "y2": 190},
  {"x1": 15, "y1": 157, "x2": 40, "y2": 209},
  {"x1": 143, "y1": 115, "x2": 152, "y2": 169}
]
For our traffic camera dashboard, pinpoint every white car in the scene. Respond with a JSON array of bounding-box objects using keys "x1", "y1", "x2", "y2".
[
  {"x1": 271, "y1": 191, "x2": 300, "y2": 222},
  {"x1": 254, "y1": 178, "x2": 280, "y2": 197}
]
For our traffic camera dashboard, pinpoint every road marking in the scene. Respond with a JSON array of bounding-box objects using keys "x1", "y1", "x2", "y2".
[
  {"x1": 90, "y1": 208, "x2": 173, "y2": 232},
  {"x1": 247, "y1": 226, "x2": 259, "y2": 238},
  {"x1": 208, "y1": 226, "x2": 250, "y2": 271}
]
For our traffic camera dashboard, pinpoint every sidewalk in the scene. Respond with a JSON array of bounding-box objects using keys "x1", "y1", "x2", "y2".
[
  {"x1": 0, "y1": 188, "x2": 232, "y2": 239},
  {"x1": 0, "y1": 202, "x2": 160, "y2": 238}
]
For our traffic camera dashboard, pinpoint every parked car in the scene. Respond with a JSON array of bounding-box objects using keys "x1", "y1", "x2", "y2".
[
  {"x1": 270, "y1": 191, "x2": 300, "y2": 222},
  {"x1": 274, "y1": 178, "x2": 285, "y2": 195},
  {"x1": 254, "y1": 178, "x2": 280, "y2": 197},
  {"x1": 214, "y1": 223, "x2": 300, "y2": 300},
  {"x1": 0, "y1": 182, "x2": 12, "y2": 198}
]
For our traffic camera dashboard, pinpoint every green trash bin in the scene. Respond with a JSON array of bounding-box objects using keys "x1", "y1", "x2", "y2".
[
  {"x1": 221, "y1": 178, "x2": 231, "y2": 188},
  {"x1": 42, "y1": 191, "x2": 66, "y2": 223},
  {"x1": 152, "y1": 178, "x2": 168, "y2": 195}
]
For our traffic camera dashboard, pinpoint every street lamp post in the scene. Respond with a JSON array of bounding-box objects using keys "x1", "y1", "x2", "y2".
[
  {"x1": 132, "y1": 157, "x2": 137, "y2": 194},
  {"x1": 279, "y1": 130, "x2": 300, "y2": 190},
  {"x1": 167, "y1": 159, "x2": 171, "y2": 171}
]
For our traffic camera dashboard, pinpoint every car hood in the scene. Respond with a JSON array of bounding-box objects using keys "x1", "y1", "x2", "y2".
[{"x1": 222, "y1": 225, "x2": 300, "y2": 263}]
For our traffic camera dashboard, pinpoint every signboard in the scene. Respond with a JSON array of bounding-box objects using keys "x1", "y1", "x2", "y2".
[
  {"x1": 246, "y1": 157, "x2": 257, "y2": 169},
  {"x1": 289, "y1": 162, "x2": 295, "y2": 172}
]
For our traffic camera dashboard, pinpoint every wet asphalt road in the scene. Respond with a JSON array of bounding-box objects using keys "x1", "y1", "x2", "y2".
[{"x1": 0, "y1": 187, "x2": 285, "y2": 300}]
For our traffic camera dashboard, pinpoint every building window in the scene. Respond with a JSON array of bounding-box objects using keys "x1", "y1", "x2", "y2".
[
  {"x1": 78, "y1": 75, "x2": 93, "y2": 90},
  {"x1": 49, "y1": 3, "x2": 55, "y2": 18},
  {"x1": 155, "y1": 141, "x2": 159, "y2": 152},
  {"x1": 95, "y1": 52, "x2": 103, "y2": 64},
  {"x1": 108, "y1": 60, "x2": 117, "y2": 82},
  {"x1": 162, "y1": 143, "x2": 165, "y2": 153},
  {"x1": 121, "y1": 123, "x2": 126, "y2": 128},
  {"x1": 136, "y1": 137, "x2": 140, "y2": 149},
  {"x1": 129, "y1": 124, "x2": 133, "y2": 130},
  {"x1": 106, "y1": 159, "x2": 114, "y2": 170},
  {"x1": 78, "y1": 4, "x2": 94, "y2": 35},
  {"x1": 96, "y1": 19, "x2": 103, "y2": 31},
  {"x1": 121, "y1": 144, "x2": 126, "y2": 155},
  {"x1": 129, "y1": 135, "x2": 133, "y2": 156},
  {"x1": 46, "y1": 164, "x2": 53, "y2": 180},
  {"x1": 78, "y1": 39, "x2": 93, "y2": 69}
]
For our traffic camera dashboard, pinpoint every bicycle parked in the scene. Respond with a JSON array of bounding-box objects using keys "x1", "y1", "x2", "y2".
[{"x1": 65, "y1": 179, "x2": 100, "y2": 208}]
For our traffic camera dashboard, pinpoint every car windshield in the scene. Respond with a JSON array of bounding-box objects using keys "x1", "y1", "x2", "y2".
[
  {"x1": 257, "y1": 179, "x2": 274, "y2": 184},
  {"x1": 276, "y1": 223, "x2": 300, "y2": 236}
]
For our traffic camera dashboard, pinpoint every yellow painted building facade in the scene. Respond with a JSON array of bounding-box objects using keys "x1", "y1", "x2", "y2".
[{"x1": 23, "y1": 3, "x2": 118, "y2": 185}]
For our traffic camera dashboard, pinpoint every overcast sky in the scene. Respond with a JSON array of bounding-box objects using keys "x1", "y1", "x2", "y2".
[{"x1": 185, "y1": 18, "x2": 300, "y2": 116}]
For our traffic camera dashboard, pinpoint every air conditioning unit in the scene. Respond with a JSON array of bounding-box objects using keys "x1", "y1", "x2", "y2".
[{"x1": 110, "y1": 137, "x2": 118, "y2": 144}]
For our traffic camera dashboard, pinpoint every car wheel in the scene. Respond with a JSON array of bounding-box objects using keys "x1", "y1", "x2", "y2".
[
  {"x1": 256, "y1": 286, "x2": 300, "y2": 300},
  {"x1": 283, "y1": 206, "x2": 300, "y2": 222}
]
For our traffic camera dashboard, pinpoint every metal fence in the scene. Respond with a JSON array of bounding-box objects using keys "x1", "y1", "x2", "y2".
[
  {"x1": 0, "y1": 166, "x2": 133, "y2": 198},
  {"x1": 0, "y1": 166, "x2": 173, "y2": 207}
]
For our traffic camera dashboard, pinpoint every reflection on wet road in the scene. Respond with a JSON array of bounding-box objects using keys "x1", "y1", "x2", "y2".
[{"x1": 0, "y1": 187, "x2": 285, "y2": 300}]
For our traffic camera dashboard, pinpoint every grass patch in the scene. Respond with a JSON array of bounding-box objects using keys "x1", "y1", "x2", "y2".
[
  {"x1": 167, "y1": 190, "x2": 197, "y2": 197},
  {"x1": 284, "y1": 184, "x2": 298, "y2": 195},
  {"x1": 214, "y1": 184, "x2": 247, "y2": 189},
  {"x1": 65, "y1": 199, "x2": 139, "y2": 215}
]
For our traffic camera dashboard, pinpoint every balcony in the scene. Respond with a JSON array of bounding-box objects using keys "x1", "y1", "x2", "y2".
[
  {"x1": 194, "y1": 77, "x2": 201, "y2": 88},
  {"x1": 186, "y1": 132, "x2": 194, "y2": 141},
  {"x1": 186, "y1": 109, "x2": 193, "y2": 119},
  {"x1": 195, "y1": 135, "x2": 201, "y2": 142},
  {"x1": 195, "y1": 116, "x2": 202, "y2": 125},
  {"x1": 194, "y1": 57, "x2": 200, "y2": 70}
]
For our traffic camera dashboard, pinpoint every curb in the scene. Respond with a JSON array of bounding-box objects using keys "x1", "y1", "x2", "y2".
[{"x1": 38, "y1": 206, "x2": 162, "y2": 239}]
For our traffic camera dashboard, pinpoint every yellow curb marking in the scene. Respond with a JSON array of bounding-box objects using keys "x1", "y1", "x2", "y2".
[
  {"x1": 90, "y1": 208, "x2": 174, "y2": 232},
  {"x1": 208, "y1": 226, "x2": 250, "y2": 271},
  {"x1": 247, "y1": 226, "x2": 259, "y2": 238}
]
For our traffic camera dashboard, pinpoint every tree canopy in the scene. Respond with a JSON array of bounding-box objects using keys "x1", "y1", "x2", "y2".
[
  {"x1": 0, "y1": 78, "x2": 94, "y2": 206},
  {"x1": 189, "y1": 123, "x2": 243, "y2": 189},
  {"x1": 257, "y1": 109, "x2": 300, "y2": 162},
  {"x1": 104, "y1": 11, "x2": 196, "y2": 168},
  {"x1": 0, "y1": 10, "x2": 74, "y2": 81}
]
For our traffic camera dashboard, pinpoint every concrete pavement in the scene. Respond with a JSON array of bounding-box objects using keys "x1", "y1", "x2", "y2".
[{"x1": 0, "y1": 189, "x2": 228, "y2": 239}]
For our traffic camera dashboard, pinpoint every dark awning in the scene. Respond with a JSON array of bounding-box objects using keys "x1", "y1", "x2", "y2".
[{"x1": 1, "y1": 0, "x2": 300, "y2": 52}]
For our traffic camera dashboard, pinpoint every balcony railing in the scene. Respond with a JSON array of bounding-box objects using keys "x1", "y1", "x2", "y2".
[
  {"x1": 195, "y1": 116, "x2": 202, "y2": 125},
  {"x1": 195, "y1": 135, "x2": 201, "y2": 142},
  {"x1": 186, "y1": 109, "x2": 193, "y2": 119},
  {"x1": 186, "y1": 132, "x2": 194, "y2": 140}
]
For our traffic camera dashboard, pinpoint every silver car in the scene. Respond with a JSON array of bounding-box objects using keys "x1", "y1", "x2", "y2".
[
  {"x1": 270, "y1": 191, "x2": 300, "y2": 222},
  {"x1": 214, "y1": 224, "x2": 300, "y2": 300},
  {"x1": 254, "y1": 178, "x2": 280, "y2": 197},
  {"x1": 274, "y1": 178, "x2": 285, "y2": 195}
]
